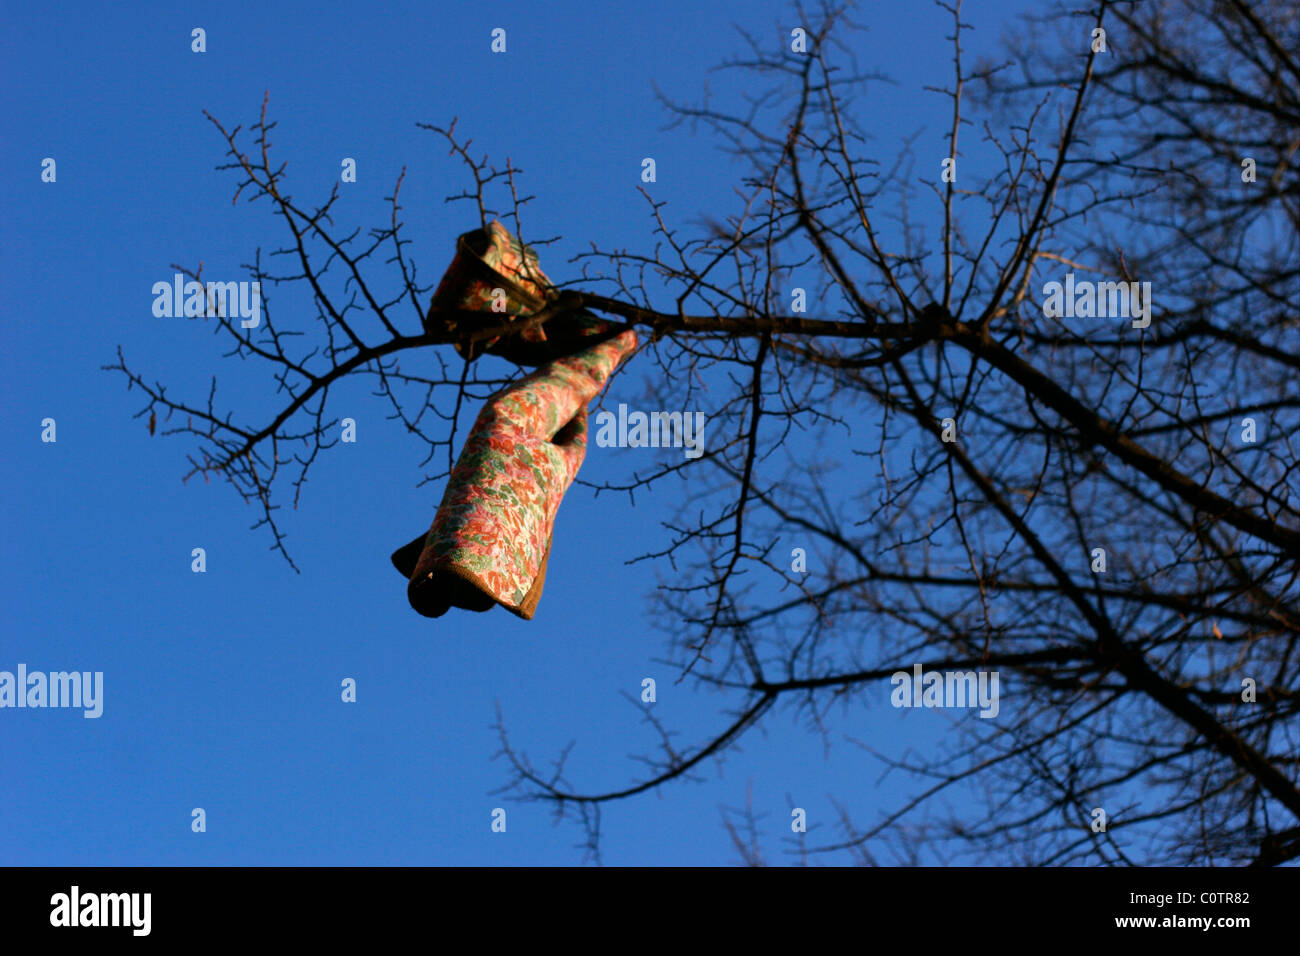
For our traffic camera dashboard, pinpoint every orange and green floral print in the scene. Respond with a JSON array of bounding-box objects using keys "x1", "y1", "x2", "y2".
[
  {"x1": 427, "y1": 220, "x2": 558, "y2": 359},
  {"x1": 404, "y1": 326, "x2": 639, "y2": 619}
]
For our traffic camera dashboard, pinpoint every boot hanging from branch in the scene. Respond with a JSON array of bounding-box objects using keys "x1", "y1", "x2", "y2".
[{"x1": 392, "y1": 221, "x2": 638, "y2": 620}]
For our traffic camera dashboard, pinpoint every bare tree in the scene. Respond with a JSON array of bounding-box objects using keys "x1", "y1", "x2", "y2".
[{"x1": 111, "y1": 0, "x2": 1299, "y2": 865}]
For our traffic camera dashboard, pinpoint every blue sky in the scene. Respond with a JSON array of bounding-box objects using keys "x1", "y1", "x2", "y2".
[{"x1": 1, "y1": 0, "x2": 1039, "y2": 865}]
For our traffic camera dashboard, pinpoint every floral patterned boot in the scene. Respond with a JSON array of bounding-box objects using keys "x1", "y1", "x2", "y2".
[
  {"x1": 393, "y1": 326, "x2": 638, "y2": 619},
  {"x1": 425, "y1": 219, "x2": 618, "y2": 366}
]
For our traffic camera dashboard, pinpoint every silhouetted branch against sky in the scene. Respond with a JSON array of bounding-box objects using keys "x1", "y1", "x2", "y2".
[{"x1": 109, "y1": 0, "x2": 1299, "y2": 865}]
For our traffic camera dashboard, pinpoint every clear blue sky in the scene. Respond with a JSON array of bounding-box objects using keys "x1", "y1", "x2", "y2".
[{"x1": 1, "y1": 0, "x2": 1036, "y2": 865}]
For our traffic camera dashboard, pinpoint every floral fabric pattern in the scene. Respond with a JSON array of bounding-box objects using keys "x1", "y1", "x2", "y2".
[
  {"x1": 405, "y1": 328, "x2": 639, "y2": 619},
  {"x1": 426, "y1": 220, "x2": 558, "y2": 358}
]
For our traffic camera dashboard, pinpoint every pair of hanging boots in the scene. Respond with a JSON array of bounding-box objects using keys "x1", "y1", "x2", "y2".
[{"x1": 391, "y1": 221, "x2": 637, "y2": 619}]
